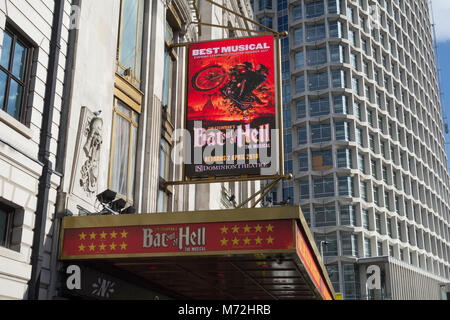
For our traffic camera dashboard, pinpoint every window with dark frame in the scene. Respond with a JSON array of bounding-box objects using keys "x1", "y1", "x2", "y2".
[
  {"x1": 0, "y1": 202, "x2": 14, "y2": 249},
  {"x1": 0, "y1": 24, "x2": 33, "y2": 123}
]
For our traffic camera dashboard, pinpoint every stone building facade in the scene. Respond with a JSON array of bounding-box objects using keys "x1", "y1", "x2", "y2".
[
  {"x1": 0, "y1": 0, "x2": 71, "y2": 299},
  {"x1": 1, "y1": 0, "x2": 260, "y2": 300}
]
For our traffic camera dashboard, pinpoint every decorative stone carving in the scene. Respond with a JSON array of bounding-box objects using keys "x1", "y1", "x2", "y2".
[
  {"x1": 80, "y1": 116, "x2": 103, "y2": 195},
  {"x1": 70, "y1": 107, "x2": 103, "y2": 201}
]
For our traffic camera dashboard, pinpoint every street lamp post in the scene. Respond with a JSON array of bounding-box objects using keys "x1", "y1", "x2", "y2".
[{"x1": 320, "y1": 241, "x2": 329, "y2": 261}]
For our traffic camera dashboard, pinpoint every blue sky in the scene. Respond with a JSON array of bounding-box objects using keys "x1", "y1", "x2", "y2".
[
  {"x1": 430, "y1": 0, "x2": 450, "y2": 170},
  {"x1": 436, "y1": 42, "x2": 450, "y2": 170}
]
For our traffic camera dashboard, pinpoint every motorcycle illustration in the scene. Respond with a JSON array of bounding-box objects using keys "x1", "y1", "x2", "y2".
[{"x1": 191, "y1": 62, "x2": 270, "y2": 111}]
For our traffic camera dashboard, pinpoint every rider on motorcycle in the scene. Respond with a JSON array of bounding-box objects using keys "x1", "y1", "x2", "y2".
[{"x1": 220, "y1": 62, "x2": 269, "y2": 109}]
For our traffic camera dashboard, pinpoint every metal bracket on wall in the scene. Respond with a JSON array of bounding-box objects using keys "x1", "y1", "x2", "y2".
[
  {"x1": 164, "y1": 174, "x2": 292, "y2": 210},
  {"x1": 203, "y1": 0, "x2": 279, "y2": 36},
  {"x1": 175, "y1": 0, "x2": 288, "y2": 49},
  {"x1": 236, "y1": 174, "x2": 292, "y2": 209},
  {"x1": 164, "y1": 174, "x2": 293, "y2": 187},
  {"x1": 165, "y1": 0, "x2": 291, "y2": 196}
]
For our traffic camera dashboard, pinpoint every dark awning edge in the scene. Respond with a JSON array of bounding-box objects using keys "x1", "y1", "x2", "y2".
[{"x1": 59, "y1": 206, "x2": 336, "y2": 300}]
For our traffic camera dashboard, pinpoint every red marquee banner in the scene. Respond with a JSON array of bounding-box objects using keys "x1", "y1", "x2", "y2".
[
  {"x1": 296, "y1": 224, "x2": 332, "y2": 300},
  {"x1": 60, "y1": 219, "x2": 294, "y2": 259}
]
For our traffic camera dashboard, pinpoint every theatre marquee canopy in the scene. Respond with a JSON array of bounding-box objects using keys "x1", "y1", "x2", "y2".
[{"x1": 59, "y1": 206, "x2": 335, "y2": 300}]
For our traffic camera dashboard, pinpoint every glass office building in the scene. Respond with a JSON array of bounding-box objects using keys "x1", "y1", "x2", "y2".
[{"x1": 254, "y1": 0, "x2": 450, "y2": 299}]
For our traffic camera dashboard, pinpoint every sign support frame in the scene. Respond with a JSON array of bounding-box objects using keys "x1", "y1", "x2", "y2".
[{"x1": 165, "y1": 0, "x2": 290, "y2": 196}]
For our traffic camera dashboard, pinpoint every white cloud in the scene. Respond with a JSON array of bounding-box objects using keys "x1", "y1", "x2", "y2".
[{"x1": 431, "y1": 0, "x2": 450, "y2": 42}]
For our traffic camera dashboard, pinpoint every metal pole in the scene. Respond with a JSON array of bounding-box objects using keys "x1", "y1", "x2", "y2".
[
  {"x1": 236, "y1": 180, "x2": 273, "y2": 209},
  {"x1": 274, "y1": 35, "x2": 285, "y2": 176},
  {"x1": 242, "y1": 178, "x2": 278, "y2": 208},
  {"x1": 204, "y1": 0, "x2": 279, "y2": 35},
  {"x1": 164, "y1": 173, "x2": 293, "y2": 186},
  {"x1": 28, "y1": 0, "x2": 65, "y2": 300},
  {"x1": 193, "y1": 21, "x2": 273, "y2": 35},
  {"x1": 320, "y1": 241, "x2": 328, "y2": 262},
  {"x1": 251, "y1": 177, "x2": 283, "y2": 208}
]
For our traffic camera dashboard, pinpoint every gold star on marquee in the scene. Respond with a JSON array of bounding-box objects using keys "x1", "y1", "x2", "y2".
[
  {"x1": 74, "y1": 229, "x2": 130, "y2": 255},
  {"x1": 216, "y1": 223, "x2": 278, "y2": 249}
]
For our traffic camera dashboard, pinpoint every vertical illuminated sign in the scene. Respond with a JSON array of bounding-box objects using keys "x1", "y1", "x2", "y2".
[{"x1": 185, "y1": 36, "x2": 277, "y2": 179}]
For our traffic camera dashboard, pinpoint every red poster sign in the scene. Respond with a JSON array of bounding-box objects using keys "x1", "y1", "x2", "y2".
[
  {"x1": 296, "y1": 225, "x2": 332, "y2": 300},
  {"x1": 185, "y1": 36, "x2": 277, "y2": 178},
  {"x1": 61, "y1": 219, "x2": 294, "y2": 259}
]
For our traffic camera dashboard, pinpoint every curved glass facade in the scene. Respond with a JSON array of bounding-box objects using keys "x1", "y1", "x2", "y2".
[{"x1": 255, "y1": 0, "x2": 450, "y2": 299}]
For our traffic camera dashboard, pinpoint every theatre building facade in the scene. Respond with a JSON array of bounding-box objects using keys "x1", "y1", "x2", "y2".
[
  {"x1": 0, "y1": 0, "x2": 71, "y2": 299},
  {"x1": 0, "y1": 0, "x2": 335, "y2": 300}
]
